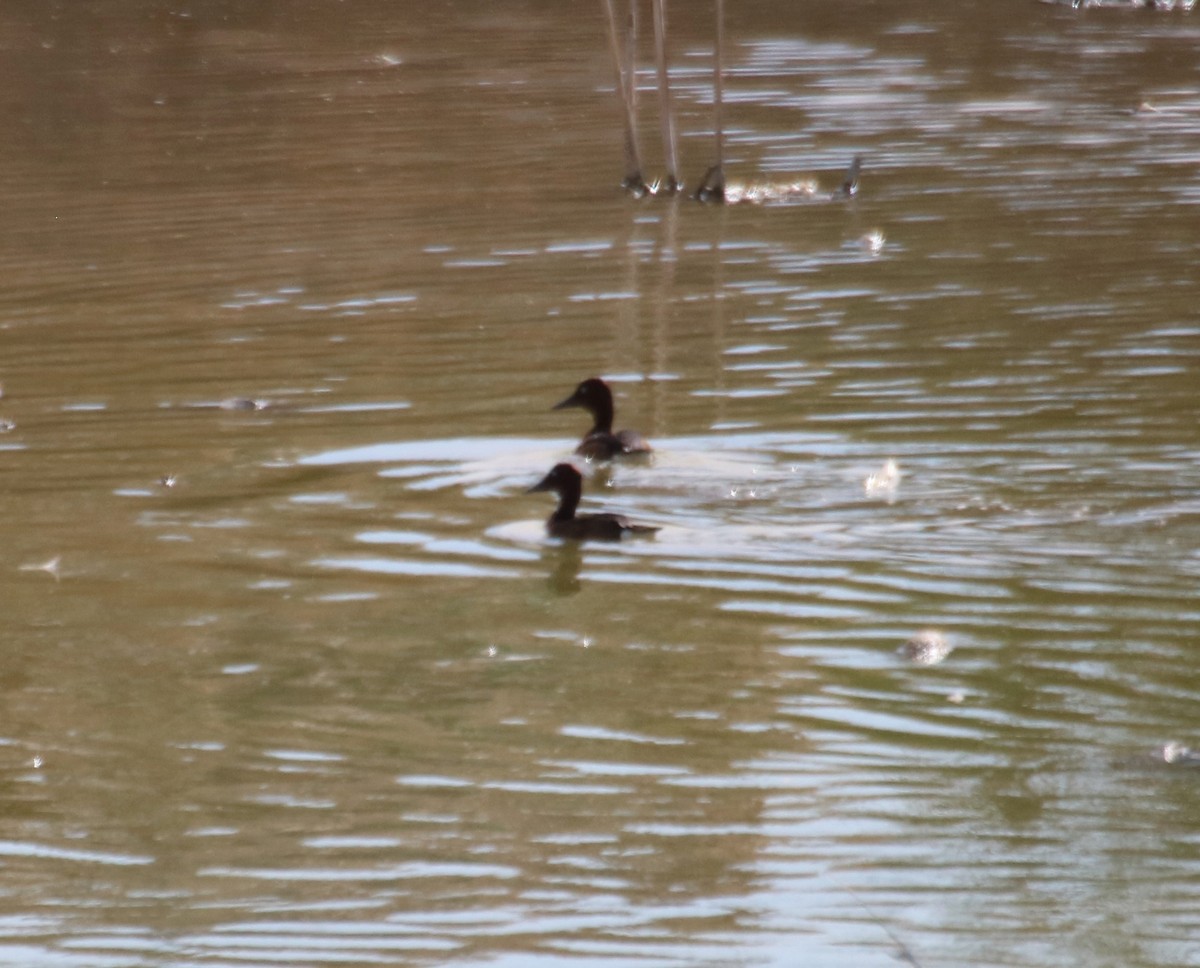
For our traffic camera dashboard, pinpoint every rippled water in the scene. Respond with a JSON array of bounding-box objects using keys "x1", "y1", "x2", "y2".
[{"x1": 2, "y1": 2, "x2": 1199, "y2": 966}]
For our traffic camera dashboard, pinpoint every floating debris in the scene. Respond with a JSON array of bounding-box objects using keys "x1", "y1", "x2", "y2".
[
  {"x1": 1039, "y1": 0, "x2": 1195, "y2": 8},
  {"x1": 624, "y1": 176, "x2": 685, "y2": 199},
  {"x1": 832, "y1": 154, "x2": 862, "y2": 198},
  {"x1": 721, "y1": 179, "x2": 819, "y2": 205},
  {"x1": 0, "y1": 417, "x2": 15, "y2": 433},
  {"x1": 19, "y1": 556, "x2": 61, "y2": 581},
  {"x1": 710, "y1": 156, "x2": 862, "y2": 206},
  {"x1": 859, "y1": 230, "x2": 886, "y2": 255},
  {"x1": 1156, "y1": 742, "x2": 1200, "y2": 765},
  {"x1": 1120, "y1": 742, "x2": 1200, "y2": 771},
  {"x1": 864, "y1": 459, "x2": 902, "y2": 496},
  {"x1": 159, "y1": 474, "x2": 178, "y2": 488},
  {"x1": 900, "y1": 629, "x2": 954, "y2": 665},
  {"x1": 219, "y1": 397, "x2": 271, "y2": 411}
]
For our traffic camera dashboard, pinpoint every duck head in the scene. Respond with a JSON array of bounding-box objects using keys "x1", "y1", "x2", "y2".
[
  {"x1": 554, "y1": 377, "x2": 613, "y2": 414},
  {"x1": 526, "y1": 462, "x2": 582, "y2": 497},
  {"x1": 553, "y1": 378, "x2": 615, "y2": 436}
]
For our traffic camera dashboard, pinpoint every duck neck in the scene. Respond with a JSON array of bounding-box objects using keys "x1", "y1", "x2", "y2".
[
  {"x1": 588, "y1": 397, "x2": 614, "y2": 436},
  {"x1": 550, "y1": 483, "x2": 581, "y2": 522}
]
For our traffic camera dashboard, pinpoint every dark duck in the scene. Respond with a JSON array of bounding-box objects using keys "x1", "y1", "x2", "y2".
[
  {"x1": 527, "y1": 463, "x2": 659, "y2": 542},
  {"x1": 553, "y1": 377, "x2": 652, "y2": 461}
]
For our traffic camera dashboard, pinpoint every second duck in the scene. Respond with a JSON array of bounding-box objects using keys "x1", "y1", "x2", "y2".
[
  {"x1": 527, "y1": 463, "x2": 659, "y2": 542},
  {"x1": 554, "y1": 377, "x2": 652, "y2": 461}
]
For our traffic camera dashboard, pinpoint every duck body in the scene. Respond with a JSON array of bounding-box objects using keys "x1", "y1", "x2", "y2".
[
  {"x1": 553, "y1": 378, "x2": 651, "y2": 460},
  {"x1": 576, "y1": 429, "x2": 651, "y2": 461},
  {"x1": 547, "y1": 509, "x2": 656, "y2": 542},
  {"x1": 527, "y1": 463, "x2": 659, "y2": 542}
]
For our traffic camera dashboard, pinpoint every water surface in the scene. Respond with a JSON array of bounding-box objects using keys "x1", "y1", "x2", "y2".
[{"x1": 2, "y1": 2, "x2": 1199, "y2": 966}]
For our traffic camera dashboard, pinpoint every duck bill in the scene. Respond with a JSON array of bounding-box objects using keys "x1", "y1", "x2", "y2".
[
  {"x1": 552, "y1": 390, "x2": 583, "y2": 411},
  {"x1": 526, "y1": 473, "x2": 554, "y2": 494}
]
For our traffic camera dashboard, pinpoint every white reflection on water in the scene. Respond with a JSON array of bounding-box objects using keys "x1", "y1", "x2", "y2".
[{"x1": 198, "y1": 861, "x2": 522, "y2": 882}]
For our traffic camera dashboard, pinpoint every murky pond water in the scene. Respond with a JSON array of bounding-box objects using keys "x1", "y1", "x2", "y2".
[{"x1": 2, "y1": 2, "x2": 1199, "y2": 966}]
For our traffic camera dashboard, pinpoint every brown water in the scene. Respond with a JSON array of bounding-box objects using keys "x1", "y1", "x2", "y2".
[{"x1": 3, "y1": 2, "x2": 1199, "y2": 966}]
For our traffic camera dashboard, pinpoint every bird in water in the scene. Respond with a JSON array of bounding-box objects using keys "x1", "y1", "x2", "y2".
[
  {"x1": 553, "y1": 377, "x2": 652, "y2": 461},
  {"x1": 526, "y1": 463, "x2": 659, "y2": 542}
]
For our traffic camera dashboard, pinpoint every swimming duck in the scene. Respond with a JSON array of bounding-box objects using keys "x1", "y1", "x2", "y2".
[
  {"x1": 553, "y1": 377, "x2": 652, "y2": 460},
  {"x1": 526, "y1": 463, "x2": 659, "y2": 542}
]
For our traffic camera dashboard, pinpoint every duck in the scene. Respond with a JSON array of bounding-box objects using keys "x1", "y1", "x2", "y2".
[
  {"x1": 526, "y1": 463, "x2": 659, "y2": 542},
  {"x1": 553, "y1": 377, "x2": 652, "y2": 460}
]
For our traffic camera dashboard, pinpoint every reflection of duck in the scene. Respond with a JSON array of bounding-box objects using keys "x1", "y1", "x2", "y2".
[
  {"x1": 545, "y1": 541, "x2": 584, "y2": 596},
  {"x1": 527, "y1": 463, "x2": 659, "y2": 542},
  {"x1": 554, "y1": 378, "x2": 652, "y2": 461}
]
